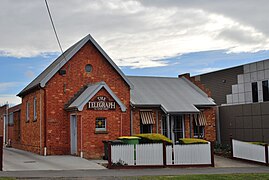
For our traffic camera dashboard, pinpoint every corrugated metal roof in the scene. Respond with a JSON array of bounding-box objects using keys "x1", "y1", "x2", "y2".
[
  {"x1": 66, "y1": 81, "x2": 127, "y2": 112},
  {"x1": 17, "y1": 34, "x2": 133, "y2": 97},
  {"x1": 127, "y1": 76, "x2": 215, "y2": 113}
]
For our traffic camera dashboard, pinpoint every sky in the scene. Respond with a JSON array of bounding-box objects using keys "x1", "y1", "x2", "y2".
[{"x1": 1, "y1": 0, "x2": 269, "y2": 106}]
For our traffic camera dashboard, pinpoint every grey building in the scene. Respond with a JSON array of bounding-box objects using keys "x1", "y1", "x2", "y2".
[{"x1": 194, "y1": 59, "x2": 269, "y2": 145}]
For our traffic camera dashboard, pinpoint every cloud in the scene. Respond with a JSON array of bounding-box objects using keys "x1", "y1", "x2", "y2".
[
  {"x1": 0, "y1": 94, "x2": 21, "y2": 106},
  {"x1": 0, "y1": 82, "x2": 20, "y2": 93},
  {"x1": 24, "y1": 70, "x2": 35, "y2": 79},
  {"x1": 1, "y1": 0, "x2": 269, "y2": 68},
  {"x1": 194, "y1": 67, "x2": 222, "y2": 74}
]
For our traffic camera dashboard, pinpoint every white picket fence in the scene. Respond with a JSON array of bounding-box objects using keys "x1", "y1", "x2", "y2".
[
  {"x1": 111, "y1": 144, "x2": 134, "y2": 165},
  {"x1": 166, "y1": 143, "x2": 211, "y2": 165},
  {"x1": 136, "y1": 144, "x2": 163, "y2": 165},
  {"x1": 232, "y1": 139, "x2": 268, "y2": 164},
  {"x1": 110, "y1": 142, "x2": 213, "y2": 167},
  {"x1": 111, "y1": 144, "x2": 163, "y2": 166}
]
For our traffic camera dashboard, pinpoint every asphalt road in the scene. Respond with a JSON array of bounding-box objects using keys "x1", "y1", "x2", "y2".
[{"x1": 0, "y1": 167, "x2": 269, "y2": 179}]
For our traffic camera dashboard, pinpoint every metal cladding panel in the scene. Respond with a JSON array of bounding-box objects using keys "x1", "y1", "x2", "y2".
[
  {"x1": 219, "y1": 102, "x2": 269, "y2": 145},
  {"x1": 196, "y1": 66, "x2": 244, "y2": 105},
  {"x1": 128, "y1": 76, "x2": 215, "y2": 113}
]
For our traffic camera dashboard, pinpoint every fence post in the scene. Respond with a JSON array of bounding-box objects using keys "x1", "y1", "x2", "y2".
[
  {"x1": 0, "y1": 136, "x2": 2, "y2": 171},
  {"x1": 210, "y1": 141, "x2": 215, "y2": 167},
  {"x1": 265, "y1": 144, "x2": 268, "y2": 166},
  {"x1": 230, "y1": 135, "x2": 233, "y2": 158},
  {"x1": 162, "y1": 141, "x2": 166, "y2": 167},
  {"x1": 107, "y1": 142, "x2": 112, "y2": 169}
]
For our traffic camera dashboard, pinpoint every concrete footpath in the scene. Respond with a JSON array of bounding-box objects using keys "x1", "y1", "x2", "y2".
[
  {"x1": 2, "y1": 148, "x2": 268, "y2": 179},
  {"x1": 4, "y1": 148, "x2": 106, "y2": 171}
]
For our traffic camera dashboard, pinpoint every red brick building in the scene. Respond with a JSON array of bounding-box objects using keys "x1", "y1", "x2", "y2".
[
  {"x1": 0, "y1": 105, "x2": 8, "y2": 143},
  {"x1": 12, "y1": 34, "x2": 216, "y2": 158},
  {"x1": 0, "y1": 104, "x2": 21, "y2": 146}
]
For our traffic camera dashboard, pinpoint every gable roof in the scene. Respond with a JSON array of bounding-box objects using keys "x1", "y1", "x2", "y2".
[
  {"x1": 127, "y1": 76, "x2": 215, "y2": 114},
  {"x1": 17, "y1": 34, "x2": 133, "y2": 97},
  {"x1": 65, "y1": 81, "x2": 127, "y2": 112}
]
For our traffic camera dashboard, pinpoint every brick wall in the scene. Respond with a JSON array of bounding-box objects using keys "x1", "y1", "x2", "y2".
[
  {"x1": 132, "y1": 108, "x2": 163, "y2": 135},
  {"x1": 184, "y1": 115, "x2": 191, "y2": 138},
  {"x1": 44, "y1": 41, "x2": 130, "y2": 156},
  {"x1": 19, "y1": 89, "x2": 45, "y2": 154},
  {"x1": 10, "y1": 110, "x2": 21, "y2": 148},
  {"x1": 76, "y1": 88, "x2": 129, "y2": 159},
  {"x1": 179, "y1": 73, "x2": 212, "y2": 97},
  {"x1": 203, "y1": 107, "x2": 216, "y2": 142},
  {"x1": 0, "y1": 105, "x2": 8, "y2": 137}
]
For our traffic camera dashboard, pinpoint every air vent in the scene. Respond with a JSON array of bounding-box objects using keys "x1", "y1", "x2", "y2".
[{"x1": 59, "y1": 69, "x2": 66, "y2": 75}]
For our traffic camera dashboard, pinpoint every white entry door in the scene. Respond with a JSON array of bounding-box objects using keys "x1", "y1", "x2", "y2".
[{"x1": 70, "y1": 115, "x2": 77, "y2": 155}]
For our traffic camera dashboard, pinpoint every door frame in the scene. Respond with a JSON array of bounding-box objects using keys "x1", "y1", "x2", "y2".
[
  {"x1": 171, "y1": 115, "x2": 185, "y2": 144},
  {"x1": 70, "y1": 114, "x2": 77, "y2": 155}
]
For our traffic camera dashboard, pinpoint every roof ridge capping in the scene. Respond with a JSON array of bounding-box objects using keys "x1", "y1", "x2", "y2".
[{"x1": 18, "y1": 34, "x2": 133, "y2": 97}]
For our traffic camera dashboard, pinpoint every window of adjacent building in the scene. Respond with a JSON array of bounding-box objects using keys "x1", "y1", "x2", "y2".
[
  {"x1": 252, "y1": 82, "x2": 258, "y2": 103},
  {"x1": 95, "y1": 117, "x2": 106, "y2": 131},
  {"x1": 262, "y1": 80, "x2": 269, "y2": 102},
  {"x1": 33, "y1": 97, "x2": 37, "y2": 121},
  {"x1": 26, "y1": 102, "x2": 30, "y2": 122},
  {"x1": 8, "y1": 112, "x2": 13, "y2": 125}
]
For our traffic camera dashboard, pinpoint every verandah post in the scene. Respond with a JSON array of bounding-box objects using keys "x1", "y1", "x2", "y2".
[
  {"x1": 108, "y1": 142, "x2": 112, "y2": 168},
  {"x1": 265, "y1": 144, "x2": 268, "y2": 166},
  {"x1": 162, "y1": 141, "x2": 167, "y2": 167}
]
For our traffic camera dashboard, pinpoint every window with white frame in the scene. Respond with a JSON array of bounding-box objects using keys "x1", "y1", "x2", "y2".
[
  {"x1": 95, "y1": 117, "x2": 106, "y2": 131},
  {"x1": 33, "y1": 97, "x2": 37, "y2": 121},
  {"x1": 26, "y1": 102, "x2": 30, "y2": 122}
]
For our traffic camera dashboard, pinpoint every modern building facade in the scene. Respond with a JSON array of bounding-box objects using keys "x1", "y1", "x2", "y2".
[
  {"x1": 2, "y1": 34, "x2": 216, "y2": 158},
  {"x1": 194, "y1": 59, "x2": 269, "y2": 145}
]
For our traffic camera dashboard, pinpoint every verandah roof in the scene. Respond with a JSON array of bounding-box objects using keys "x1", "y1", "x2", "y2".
[{"x1": 128, "y1": 76, "x2": 215, "y2": 114}]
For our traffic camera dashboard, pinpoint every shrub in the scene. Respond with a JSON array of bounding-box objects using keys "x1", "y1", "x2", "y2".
[
  {"x1": 248, "y1": 142, "x2": 267, "y2": 146},
  {"x1": 118, "y1": 136, "x2": 140, "y2": 140},
  {"x1": 179, "y1": 138, "x2": 208, "y2": 144},
  {"x1": 134, "y1": 133, "x2": 172, "y2": 144}
]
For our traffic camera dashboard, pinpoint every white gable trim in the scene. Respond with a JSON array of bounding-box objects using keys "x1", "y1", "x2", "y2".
[{"x1": 69, "y1": 82, "x2": 127, "y2": 112}]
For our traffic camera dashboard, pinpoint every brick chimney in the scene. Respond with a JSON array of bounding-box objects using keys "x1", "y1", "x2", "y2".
[{"x1": 178, "y1": 73, "x2": 211, "y2": 97}]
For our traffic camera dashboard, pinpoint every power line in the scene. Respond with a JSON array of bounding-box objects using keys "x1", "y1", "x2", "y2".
[{"x1": 44, "y1": 0, "x2": 64, "y2": 54}]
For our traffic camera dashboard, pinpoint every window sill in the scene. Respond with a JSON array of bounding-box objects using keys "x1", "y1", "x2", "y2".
[
  {"x1": 33, "y1": 118, "x2": 37, "y2": 122},
  {"x1": 95, "y1": 131, "x2": 108, "y2": 134}
]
